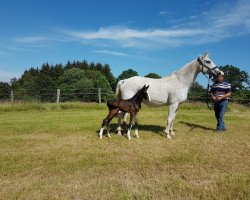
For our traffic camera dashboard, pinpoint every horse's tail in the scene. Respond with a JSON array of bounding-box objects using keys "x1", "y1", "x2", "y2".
[{"x1": 115, "y1": 80, "x2": 124, "y2": 99}]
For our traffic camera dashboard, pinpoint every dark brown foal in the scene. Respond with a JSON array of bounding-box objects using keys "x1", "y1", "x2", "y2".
[{"x1": 99, "y1": 85, "x2": 150, "y2": 139}]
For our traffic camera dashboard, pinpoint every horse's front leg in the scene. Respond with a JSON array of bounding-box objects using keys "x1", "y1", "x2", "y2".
[
  {"x1": 165, "y1": 103, "x2": 179, "y2": 139},
  {"x1": 134, "y1": 114, "x2": 139, "y2": 138},
  {"x1": 127, "y1": 112, "x2": 135, "y2": 140}
]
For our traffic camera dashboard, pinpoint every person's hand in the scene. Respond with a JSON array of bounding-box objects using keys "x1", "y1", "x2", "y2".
[
  {"x1": 211, "y1": 96, "x2": 217, "y2": 102},
  {"x1": 217, "y1": 96, "x2": 223, "y2": 101}
]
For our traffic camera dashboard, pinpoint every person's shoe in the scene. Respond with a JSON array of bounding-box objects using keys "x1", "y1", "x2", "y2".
[
  {"x1": 222, "y1": 128, "x2": 227, "y2": 131},
  {"x1": 215, "y1": 129, "x2": 222, "y2": 132}
]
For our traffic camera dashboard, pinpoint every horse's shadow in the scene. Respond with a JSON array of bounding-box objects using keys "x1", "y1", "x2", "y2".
[
  {"x1": 96, "y1": 121, "x2": 214, "y2": 138},
  {"x1": 179, "y1": 121, "x2": 214, "y2": 131},
  {"x1": 96, "y1": 123, "x2": 167, "y2": 137}
]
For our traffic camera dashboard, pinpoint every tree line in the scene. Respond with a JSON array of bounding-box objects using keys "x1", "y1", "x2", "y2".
[{"x1": 0, "y1": 60, "x2": 249, "y2": 104}]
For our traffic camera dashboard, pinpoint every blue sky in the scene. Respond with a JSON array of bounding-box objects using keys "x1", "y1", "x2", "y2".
[{"x1": 0, "y1": 0, "x2": 250, "y2": 86}]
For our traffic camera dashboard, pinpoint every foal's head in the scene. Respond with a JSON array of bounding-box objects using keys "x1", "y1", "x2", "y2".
[{"x1": 137, "y1": 85, "x2": 150, "y2": 102}]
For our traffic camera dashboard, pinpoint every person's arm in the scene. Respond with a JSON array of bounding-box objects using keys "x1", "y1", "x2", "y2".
[
  {"x1": 217, "y1": 92, "x2": 231, "y2": 101},
  {"x1": 210, "y1": 92, "x2": 216, "y2": 102}
]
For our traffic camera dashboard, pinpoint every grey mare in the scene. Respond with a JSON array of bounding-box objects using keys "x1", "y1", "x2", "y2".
[{"x1": 115, "y1": 52, "x2": 221, "y2": 139}]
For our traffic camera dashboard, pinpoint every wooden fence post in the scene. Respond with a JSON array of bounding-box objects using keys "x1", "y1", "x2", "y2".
[
  {"x1": 10, "y1": 90, "x2": 14, "y2": 102},
  {"x1": 98, "y1": 88, "x2": 101, "y2": 104},
  {"x1": 56, "y1": 89, "x2": 60, "y2": 104}
]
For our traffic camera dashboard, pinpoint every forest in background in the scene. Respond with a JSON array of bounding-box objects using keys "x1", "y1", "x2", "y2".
[{"x1": 0, "y1": 60, "x2": 249, "y2": 104}]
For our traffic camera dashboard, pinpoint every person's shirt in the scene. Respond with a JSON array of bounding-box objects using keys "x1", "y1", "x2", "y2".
[{"x1": 210, "y1": 80, "x2": 231, "y2": 100}]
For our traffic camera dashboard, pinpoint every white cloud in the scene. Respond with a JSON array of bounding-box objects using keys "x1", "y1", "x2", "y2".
[
  {"x1": 67, "y1": 26, "x2": 205, "y2": 49},
  {"x1": 65, "y1": 0, "x2": 250, "y2": 49},
  {"x1": 93, "y1": 50, "x2": 130, "y2": 57},
  {"x1": 158, "y1": 11, "x2": 170, "y2": 16},
  {"x1": 69, "y1": 26, "x2": 205, "y2": 39},
  {"x1": 9, "y1": 0, "x2": 250, "y2": 52},
  {"x1": 14, "y1": 36, "x2": 49, "y2": 43}
]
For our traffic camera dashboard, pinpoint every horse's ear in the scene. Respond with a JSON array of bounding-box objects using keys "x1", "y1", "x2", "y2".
[
  {"x1": 204, "y1": 51, "x2": 210, "y2": 58},
  {"x1": 143, "y1": 85, "x2": 146, "y2": 88},
  {"x1": 146, "y1": 85, "x2": 149, "y2": 89}
]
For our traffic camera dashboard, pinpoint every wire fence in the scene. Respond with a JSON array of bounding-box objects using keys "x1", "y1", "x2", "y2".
[
  {"x1": 1, "y1": 88, "x2": 114, "y2": 104},
  {"x1": 0, "y1": 88, "x2": 249, "y2": 105}
]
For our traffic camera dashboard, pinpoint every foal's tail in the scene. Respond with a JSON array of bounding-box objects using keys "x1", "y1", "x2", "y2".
[
  {"x1": 115, "y1": 80, "x2": 124, "y2": 99},
  {"x1": 107, "y1": 100, "x2": 119, "y2": 110}
]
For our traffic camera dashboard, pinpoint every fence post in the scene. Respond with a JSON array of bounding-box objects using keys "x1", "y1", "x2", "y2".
[
  {"x1": 10, "y1": 90, "x2": 14, "y2": 102},
  {"x1": 98, "y1": 88, "x2": 101, "y2": 104},
  {"x1": 56, "y1": 89, "x2": 60, "y2": 104}
]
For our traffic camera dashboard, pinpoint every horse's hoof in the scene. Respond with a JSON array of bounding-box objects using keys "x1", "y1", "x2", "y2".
[
  {"x1": 167, "y1": 135, "x2": 172, "y2": 139},
  {"x1": 117, "y1": 132, "x2": 122, "y2": 136},
  {"x1": 107, "y1": 134, "x2": 111, "y2": 138}
]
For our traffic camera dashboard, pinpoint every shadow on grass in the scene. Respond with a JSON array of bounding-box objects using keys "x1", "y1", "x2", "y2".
[
  {"x1": 96, "y1": 123, "x2": 167, "y2": 137},
  {"x1": 96, "y1": 121, "x2": 214, "y2": 138},
  {"x1": 179, "y1": 121, "x2": 214, "y2": 131}
]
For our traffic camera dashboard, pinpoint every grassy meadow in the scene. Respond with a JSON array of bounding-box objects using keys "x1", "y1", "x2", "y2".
[{"x1": 0, "y1": 102, "x2": 249, "y2": 199}]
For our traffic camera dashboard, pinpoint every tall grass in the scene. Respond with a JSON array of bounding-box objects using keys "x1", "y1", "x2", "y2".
[
  {"x1": 0, "y1": 101, "x2": 249, "y2": 112},
  {"x1": 0, "y1": 102, "x2": 249, "y2": 199},
  {"x1": 0, "y1": 102, "x2": 106, "y2": 112}
]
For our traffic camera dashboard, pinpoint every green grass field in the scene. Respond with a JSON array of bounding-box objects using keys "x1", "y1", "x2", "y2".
[{"x1": 0, "y1": 102, "x2": 249, "y2": 199}]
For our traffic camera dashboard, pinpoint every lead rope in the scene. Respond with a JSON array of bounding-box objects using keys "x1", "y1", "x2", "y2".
[{"x1": 206, "y1": 76, "x2": 214, "y2": 110}]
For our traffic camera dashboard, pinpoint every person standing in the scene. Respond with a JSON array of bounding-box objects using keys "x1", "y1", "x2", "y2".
[{"x1": 210, "y1": 71, "x2": 232, "y2": 131}]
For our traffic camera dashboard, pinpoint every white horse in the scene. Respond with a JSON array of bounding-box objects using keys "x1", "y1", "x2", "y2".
[{"x1": 115, "y1": 52, "x2": 221, "y2": 139}]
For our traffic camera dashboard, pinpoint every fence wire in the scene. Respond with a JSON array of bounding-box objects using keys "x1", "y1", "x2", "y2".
[{"x1": 0, "y1": 89, "x2": 249, "y2": 105}]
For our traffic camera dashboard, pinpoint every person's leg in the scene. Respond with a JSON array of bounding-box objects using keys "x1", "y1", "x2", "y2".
[
  {"x1": 214, "y1": 103, "x2": 220, "y2": 130},
  {"x1": 218, "y1": 100, "x2": 228, "y2": 130}
]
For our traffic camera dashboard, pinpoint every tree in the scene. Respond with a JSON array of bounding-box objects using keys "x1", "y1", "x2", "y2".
[
  {"x1": 58, "y1": 68, "x2": 113, "y2": 102},
  {"x1": 189, "y1": 82, "x2": 206, "y2": 94},
  {"x1": 15, "y1": 69, "x2": 40, "y2": 101},
  {"x1": 188, "y1": 82, "x2": 207, "y2": 102},
  {"x1": 0, "y1": 82, "x2": 11, "y2": 100},
  {"x1": 37, "y1": 74, "x2": 56, "y2": 102},
  {"x1": 40, "y1": 63, "x2": 51, "y2": 76},
  {"x1": 145, "y1": 73, "x2": 161, "y2": 79},
  {"x1": 219, "y1": 65, "x2": 249, "y2": 92},
  {"x1": 103, "y1": 64, "x2": 116, "y2": 90},
  {"x1": 58, "y1": 68, "x2": 93, "y2": 101},
  {"x1": 58, "y1": 68, "x2": 87, "y2": 90},
  {"x1": 117, "y1": 69, "x2": 138, "y2": 81},
  {"x1": 51, "y1": 64, "x2": 64, "y2": 81},
  {"x1": 10, "y1": 77, "x2": 19, "y2": 90}
]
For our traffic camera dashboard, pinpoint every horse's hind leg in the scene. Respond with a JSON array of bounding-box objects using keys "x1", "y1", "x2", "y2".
[
  {"x1": 117, "y1": 112, "x2": 128, "y2": 135},
  {"x1": 134, "y1": 114, "x2": 139, "y2": 138},
  {"x1": 117, "y1": 112, "x2": 123, "y2": 136},
  {"x1": 122, "y1": 113, "x2": 129, "y2": 131},
  {"x1": 99, "y1": 117, "x2": 108, "y2": 139}
]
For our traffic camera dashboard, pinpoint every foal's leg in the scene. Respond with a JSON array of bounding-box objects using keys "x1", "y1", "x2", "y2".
[
  {"x1": 134, "y1": 114, "x2": 139, "y2": 138},
  {"x1": 165, "y1": 103, "x2": 179, "y2": 139},
  {"x1": 99, "y1": 109, "x2": 118, "y2": 139},
  {"x1": 127, "y1": 112, "x2": 135, "y2": 140}
]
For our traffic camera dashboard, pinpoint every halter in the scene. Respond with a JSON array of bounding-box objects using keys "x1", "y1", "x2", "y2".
[
  {"x1": 206, "y1": 76, "x2": 214, "y2": 110},
  {"x1": 197, "y1": 56, "x2": 219, "y2": 79},
  {"x1": 197, "y1": 56, "x2": 217, "y2": 110}
]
